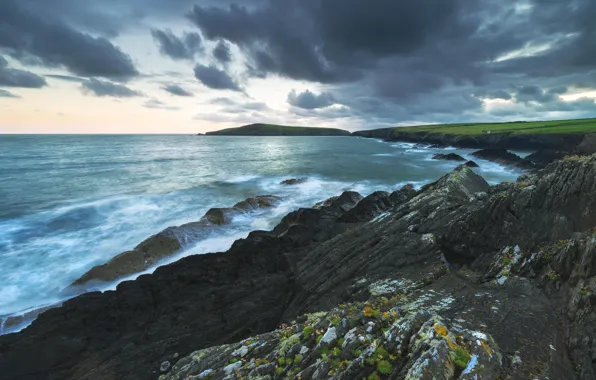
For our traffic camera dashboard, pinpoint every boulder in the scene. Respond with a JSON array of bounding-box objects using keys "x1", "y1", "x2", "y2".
[
  {"x1": 431, "y1": 153, "x2": 466, "y2": 161},
  {"x1": 464, "y1": 160, "x2": 479, "y2": 167}
]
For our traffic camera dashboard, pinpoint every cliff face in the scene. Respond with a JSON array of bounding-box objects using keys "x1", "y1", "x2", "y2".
[
  {"x1": 353, "y1": 129, "x2": 595, "y2": 153},
  {"x1": 1, "y1": 156, "x2": 596, "y2": 380}
]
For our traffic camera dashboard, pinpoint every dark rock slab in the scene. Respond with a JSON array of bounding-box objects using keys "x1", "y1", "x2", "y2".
[
  {"x1": 464, "y1": 160, "x2": 479, "y2": 167},
  {"x1": 431, "y1": 153, "x2": 466, "y2": 161},
  {"x1": 471, "y1": 148, "x2": 535, "y2": 169}
]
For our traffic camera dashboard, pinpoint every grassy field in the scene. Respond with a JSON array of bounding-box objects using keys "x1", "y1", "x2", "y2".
[{"x1": 393, "y1": 118, "x2": 596, "y2": 136}]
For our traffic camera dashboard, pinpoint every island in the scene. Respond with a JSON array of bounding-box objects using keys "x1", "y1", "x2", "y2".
[{"x1": 204, "y1": 123, "x2": 351, "y2": 136}]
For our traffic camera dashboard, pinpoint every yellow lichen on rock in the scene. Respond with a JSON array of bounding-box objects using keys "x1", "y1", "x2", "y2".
[{"x1": 434, "y1": 323, "x2": 448, "y2": 337}]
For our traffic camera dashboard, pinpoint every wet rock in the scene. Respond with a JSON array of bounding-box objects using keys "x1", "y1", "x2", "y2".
[
  {"x1": 281, "y1": 178, "x2": 308, "y2": 185},
  {"x1": 432, "y1": 153, "x2": 466, "y2": 161},
  {"x1": 71, "y1": 195, "x2": 281, "y2": 287},
  {"x1": 464, "y1": 160, "x2": 479, "y2": 168}
]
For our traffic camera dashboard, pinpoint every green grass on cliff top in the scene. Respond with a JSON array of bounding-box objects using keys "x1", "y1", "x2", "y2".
[{"x1": 393, "y1": 118, "x2": 596, "y2": 136}]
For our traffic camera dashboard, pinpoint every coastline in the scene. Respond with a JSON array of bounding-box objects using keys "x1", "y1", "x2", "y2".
[{"x1": 2, "y1": 154, "x2": 595, "y2": 379}]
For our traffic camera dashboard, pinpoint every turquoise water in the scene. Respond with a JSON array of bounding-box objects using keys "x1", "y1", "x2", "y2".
[{"x1": 0, "y1": 135, "x2": 522, "y2": 321}]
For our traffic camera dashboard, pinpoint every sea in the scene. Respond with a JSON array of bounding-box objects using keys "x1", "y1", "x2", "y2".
[{"x1": 0, "y1": 135, "x2": 524, "y2": 333}]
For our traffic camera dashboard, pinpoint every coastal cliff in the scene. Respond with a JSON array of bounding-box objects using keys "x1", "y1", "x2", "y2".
[
  {"x1": 1, "y1": 156, "x2": 596, "y2": 379},
  {"x1": 353, "y1": 128, "x2": 595, "y2": 153}
]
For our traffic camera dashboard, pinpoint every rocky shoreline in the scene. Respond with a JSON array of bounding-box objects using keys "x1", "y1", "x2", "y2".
[{"x1": 0, "y1": 153, "x2": 595, "y2": 379}]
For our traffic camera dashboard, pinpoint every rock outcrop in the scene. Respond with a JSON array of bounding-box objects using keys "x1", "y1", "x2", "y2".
[
  {"x1": 71, "y1": 195, "x2": 281, "y2": 287},
  {"x1": 432, "y1": 153, "x2": 466, "y2": 162},
  {"x1": 471, "y1": 148, "x2": 535, "y2": 169},
  {"x1": 2, "y1": 156, "x2": 596, "y2": 380}
]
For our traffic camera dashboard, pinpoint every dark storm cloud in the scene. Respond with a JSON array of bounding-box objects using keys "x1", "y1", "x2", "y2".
[
  {"x1": 183, "y1": 0, "x2": 596, "y2": 123},
  {"x1": 287, "y1": 90, "x2": 336, "y2": 109},
  {"x1": 0, "y1": 67, "x2": 47, "y2": 88},
  {"x1": 0, "y1": 0, "x2": 138, "y2": 79},
  {"x1": 515, "y1": 85, "x2": 567, "y2": 104},
  {"x1": 162, "y1": 84, "x2": 194, "y2": 97},
  {"x1": 213, "y1": 41, "x2": 232, "y2": 64},
  {"x1": 193, "y1": 64, "x2": 241, "y2": 91},
  {"x1": 0, "y1": 89, "x2": 19, "y2": 98},
  {"x1": 81, "y1": 78, "x2": 140, "y2": 97},
  {"x1": 151, "y1": 29, "x2": 202, "y2": 60}
]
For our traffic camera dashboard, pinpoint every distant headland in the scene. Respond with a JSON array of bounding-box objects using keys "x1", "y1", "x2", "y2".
[{"x1": 203, "y1": 123, "x2": 351, "y2": 136}]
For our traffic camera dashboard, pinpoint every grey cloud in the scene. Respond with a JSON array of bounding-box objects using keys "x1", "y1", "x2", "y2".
[
  {"x1": 0, "y1": 56, "x2": 7, "y2": 67},
  {"x1": 287, "y1": 89, "x2": 336, "y2": 109},
  {"x1": 151, "y1": 29, "x2": 202, "y2": 60},
  {"x1": 515, "y1": 85, "x2": 567, "y2": 104},
  {"x1": 213, "y1": 41, "x2": 232, "y2": 63},
  {"x1": 193, "y1": 64, "x2": 241, "y2": 91},
  {"x1": 81, "y1": 78, "x2": 140, "y2": 97},
  {"x1": 0, "y1": 89, "x2": 19, "y2": 98},
  {"x1": 0, "y1": 67, "x2": 47, "y2": 88},
  {"x1": 45, "y1": 74, "x2": 86, "y2": 82},
  {"x1": 208, "y1": 96, "x2": 269, "y2": 113},
  {"x1": 144, "y1": 98, "x2": 181, "y2": 110},
  {"x1": 0, "y1": 0, "x2": 138, "y2": 79},
  {"x1": 475, "y1": 90, "x2": 512, "y2": 100},
  {"x1": 162, "y1": 84, "x2": 194, "y2": 97}
]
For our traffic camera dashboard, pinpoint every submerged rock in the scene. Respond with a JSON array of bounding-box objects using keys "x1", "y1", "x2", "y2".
[{"x1": 280, "y1": 178, "x2": 308, "y2": 185}]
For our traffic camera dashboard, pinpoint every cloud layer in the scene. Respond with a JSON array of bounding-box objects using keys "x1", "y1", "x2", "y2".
[{"x1": 1, "y1": 0, "x2": 596, "y2": 130}]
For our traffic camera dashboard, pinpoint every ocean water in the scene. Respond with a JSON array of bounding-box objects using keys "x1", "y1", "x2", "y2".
[{"x1": 0, "y1": 135, "x2": 523, "y2": 330}]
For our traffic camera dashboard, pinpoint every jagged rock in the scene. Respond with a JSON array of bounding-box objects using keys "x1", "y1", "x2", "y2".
[
  {"x1": 576, "y1": 133, "x2": 596, "y2": 155},
  {"x1": 280, "y1": 178, "x2": 308, "y2": 185},
  {"x1": 464, "y1": 160, "x2": 479, "y2": 168},
  {"x1": 525, "y1": 150, "x2": 567, "y2": 168},
  {"x1": 3, "y1": 156, "x2": 596, "y2": 380},
  {"x1": 71, "y1": 195, "x2": 281, "y2": 287},
  {"x1": 471, "y1": 148, "x2": 535, "y2": 169},
  {"x1": 432, "y1": 153, "x2": 466, "y2": 161}
]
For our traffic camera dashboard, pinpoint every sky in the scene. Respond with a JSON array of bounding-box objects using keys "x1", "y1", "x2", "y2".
[{"x1": 1, "y1": 0, "x2": 596, "y2": 134}]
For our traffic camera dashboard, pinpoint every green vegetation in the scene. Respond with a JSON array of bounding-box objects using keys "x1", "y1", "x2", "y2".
[
  {"x1": 377, "y1": 360, "x2": 393, "y2": 375},
  {"x1": 453, "y1": 347, "x2": 472, "y2": 369},
  {"x1": 303, "y1": 325, "x2": 314, "y2": 339},
  {"x1": 391, "y1": 117, "x2": 596, "y2": 136},
  {"x1": 205, "y1": 123, "x2": 351, "y2": 136}
]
